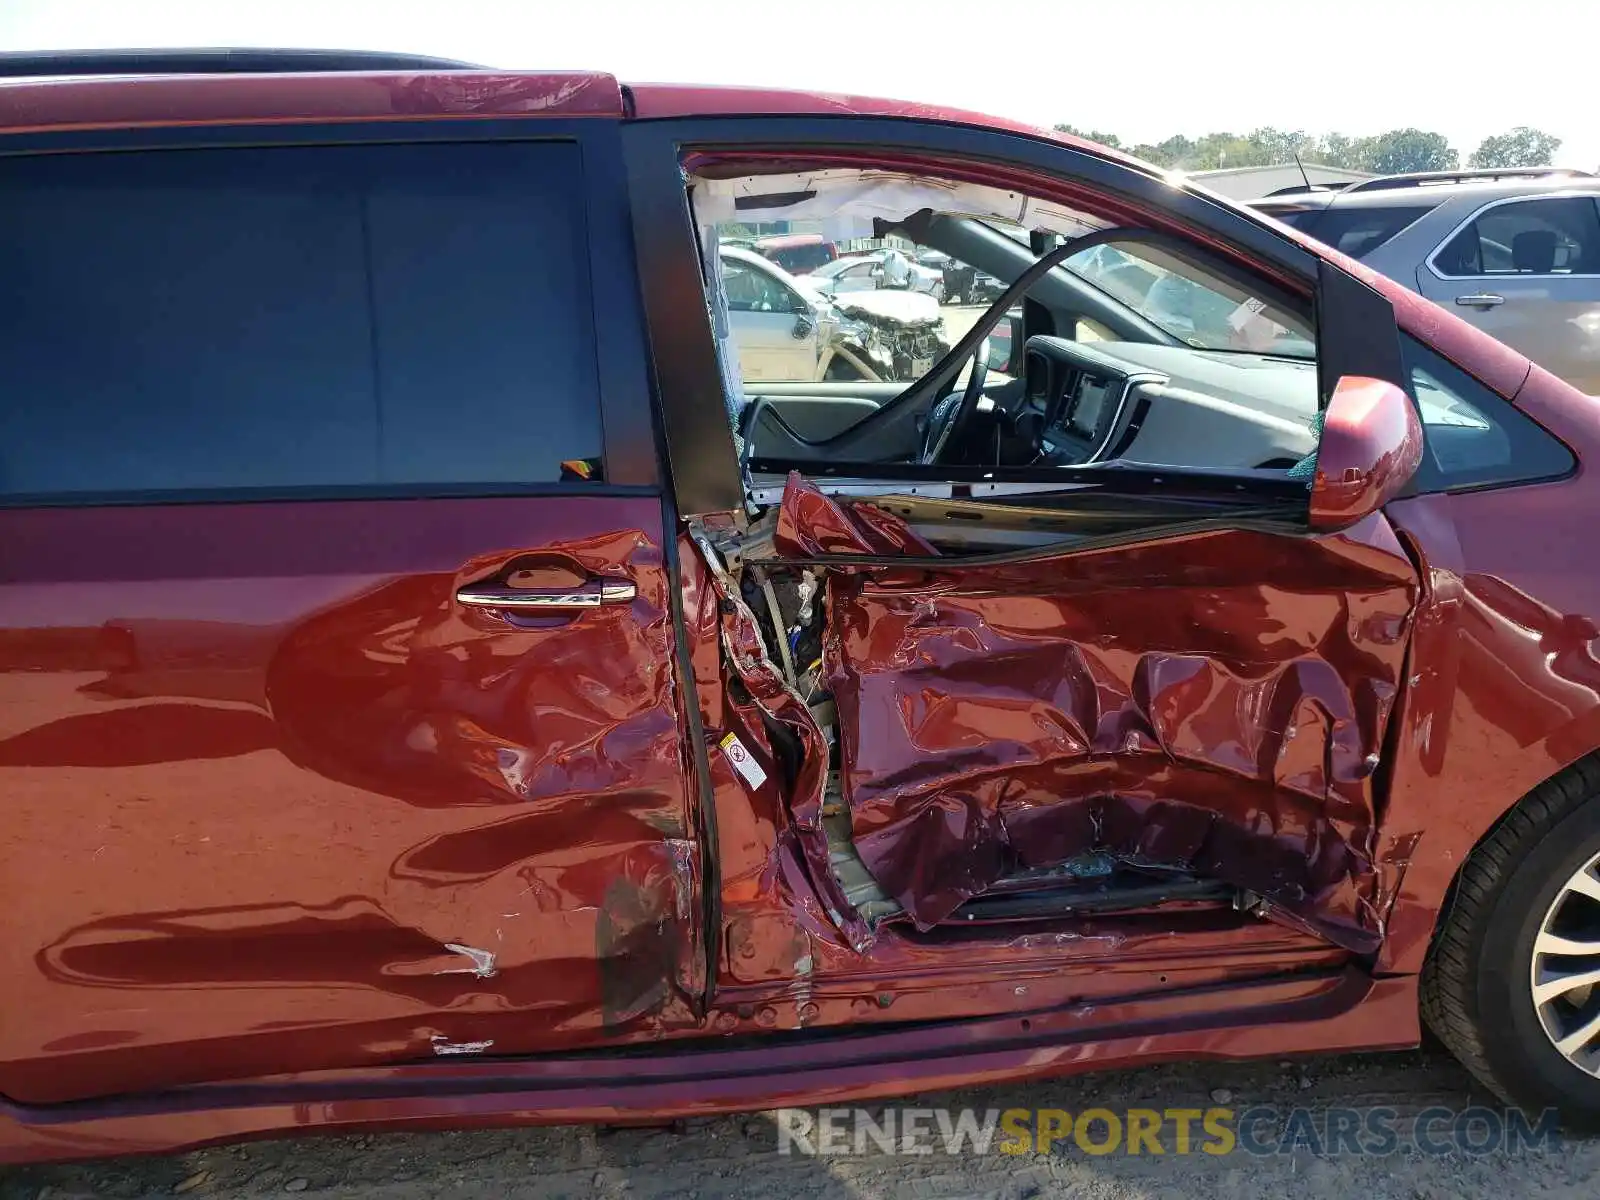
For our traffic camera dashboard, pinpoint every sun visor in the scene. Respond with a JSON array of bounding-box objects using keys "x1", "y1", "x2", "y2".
[{"x1": 691, "y1": 168, "x2": 1107, "y2": 242}]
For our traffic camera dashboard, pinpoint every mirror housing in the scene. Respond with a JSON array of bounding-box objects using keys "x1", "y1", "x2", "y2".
[{"x1": 1308, "y1": 375, "x2": 1424, "y2": 530}]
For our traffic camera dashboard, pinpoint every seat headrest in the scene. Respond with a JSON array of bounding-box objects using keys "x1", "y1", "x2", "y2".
[{"x1": 1513, "y1": 229, "x2": 1559, "y2": 273}]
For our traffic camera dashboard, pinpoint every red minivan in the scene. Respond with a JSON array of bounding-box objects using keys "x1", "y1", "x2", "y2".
[
  {"x1": 750, "y1": 232, "x2": 839, "y2": 274},
  {"x1": 3, "y1": 48, "x2": 1600, "y2": 1163}
]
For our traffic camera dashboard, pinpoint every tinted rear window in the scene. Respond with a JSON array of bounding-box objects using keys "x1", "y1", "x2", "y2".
[
  {"x1": 765, "y1": 243, "x2": 834, "y2": 273},
  {"x1": 1302, "y1": 204, "x2": 1435, "y2": 257},
  {"x1": 0, "y1": 141, "x2": 602, "y2": 503},
  {"x1": 1260, "y1": 207, "x2": 1326, "y2": 231}
]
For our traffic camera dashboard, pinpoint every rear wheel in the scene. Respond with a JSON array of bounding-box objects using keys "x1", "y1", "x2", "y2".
[{"x1": 1422, "y1": 755, "x2": 1600, "y2": 1126}]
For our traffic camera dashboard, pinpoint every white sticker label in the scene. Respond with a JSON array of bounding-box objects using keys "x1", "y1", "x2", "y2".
[
  {"x1": 719, "y1": 732, "x2": 769, "y2": 790},
  {"x1": 1227, "y1": 295, "x2": 1268, "y2": 331}
]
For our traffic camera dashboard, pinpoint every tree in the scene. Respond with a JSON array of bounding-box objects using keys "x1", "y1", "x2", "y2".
[
  {"x1": 1053, "y1": 124, "x2": 1122, "y2": 150},
  {"x1": 1132, "y1": 134, "x2": 1193, "y2": 167},
  {"x1": 1248, "y1": 127, "x2": 1318, "y2": 164},
  {"x1": 1317, "y1": 133, "x2": 1368, "y2": 171},
  {"x1": 1360, "y1": 128, "x2": 1459, "y2": 174},
  {"x1": 1470, "y1": 127, "x2": 1563, "y2": 168},
  {"x1": 1054, "y1": 124, "x2": 1468, "y2": 175}
]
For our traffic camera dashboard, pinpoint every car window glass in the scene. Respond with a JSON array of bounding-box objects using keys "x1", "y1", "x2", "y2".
[
  {"x1": 0, "y1": 141, "x2": 603, "y2": 503},
  {"x1": 1434, "y1": 196, "x2": 1600, "y2": 277},
  {"x1": 711, "y1": 225, "x2": 993, "y2": 386},
  {"x1": 1402, "y1": 337, "x2": 1574, "y2": 491},
  {"x1": 1064, "y1": 240, "x2": 1315, "y2": 354},
  {"x1": 1253, "y1": 206, "x2": 1324, "y2": 231},
  {"x1": 1309, "y1": 205, "x2": 1435, "y2": 258},
  {"x1": 764, "y1": 242, "x2": 833, "y2": 274},
  {"x1": 724, "y1": 260, "x2": 796, "y2": 312},
  {"x1": 695, "y1": 168, "x2": 1321, "y2": 488}
]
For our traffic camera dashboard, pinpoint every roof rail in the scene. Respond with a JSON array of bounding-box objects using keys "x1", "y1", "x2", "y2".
[
  {"x1": 1345, "y1": 167, "x2": 1596, "y2": 193},
  {"x1": 1261, "y1": 182, "x2": 1354, "y2": 198},
  {"x1": 0, "y1": 48, "x2": 485, "y2": 78}
]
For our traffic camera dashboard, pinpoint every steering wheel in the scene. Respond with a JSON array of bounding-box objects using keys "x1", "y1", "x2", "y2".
[{"x1": 918, "y1": 339, "x2": 989, "y2": 465}]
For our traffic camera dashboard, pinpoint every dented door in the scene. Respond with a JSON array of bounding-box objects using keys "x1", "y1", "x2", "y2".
[
  {"x1": 777, "y1": 481, "x2": 1421, "y2": 953},
  {"x1": 0, "y1": 497, "x2": 701, "y2": 1103}
]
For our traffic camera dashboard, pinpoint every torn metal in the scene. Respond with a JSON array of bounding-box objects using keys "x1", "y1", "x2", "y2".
[{"x1": 696, "y1": 474, "x2": 1419, "y2": 955}]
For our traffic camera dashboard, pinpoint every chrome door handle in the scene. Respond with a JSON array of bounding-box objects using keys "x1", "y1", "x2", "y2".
[
  {"x1": 456, "y1": 580, "x2": 636, "y2": 611},
  {"x1": 1456, "y1": 293, "x2": 1505, "y2": 308}
]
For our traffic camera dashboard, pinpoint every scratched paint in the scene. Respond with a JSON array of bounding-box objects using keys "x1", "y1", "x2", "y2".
[
  {"x1": 429, "y1": 1036, "x2": 494, "y2": 1056},
  {"x1": 439, "y1": 944, "x2": 497, "y2": 979}
]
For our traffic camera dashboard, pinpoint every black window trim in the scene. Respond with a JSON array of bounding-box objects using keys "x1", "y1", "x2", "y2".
[
  {"x1": 0, "y1": 117, "x2": 662, "y2": 507},
  {"x1": 1425, "y1": 191, "x2": 1600, "y2": 281}
]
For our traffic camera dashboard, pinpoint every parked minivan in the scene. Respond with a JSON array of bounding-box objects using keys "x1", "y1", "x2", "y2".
[{"x1": 5, "y1": 48, "x2": 1600, "y2": 1164}]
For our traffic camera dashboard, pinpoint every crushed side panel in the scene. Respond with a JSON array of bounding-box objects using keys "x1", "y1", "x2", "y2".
[{"x1": 777, "y1": 477, "x2": 1418, "y2": 951}]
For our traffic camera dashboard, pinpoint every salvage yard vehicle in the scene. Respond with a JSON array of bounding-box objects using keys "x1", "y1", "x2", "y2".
[
  {"x1": 6, "y1": 48, "x2": 1600, "y2": 1164},
  {"x1": 808, "y1": 248, "x2": 945, "y2": 299},
  {"x1": 747, "y1": 231, "x2": 838, "y2": 275},
  {"x1": 719, "y1": 245, "x2": 875, "y2": 382},
  {"x1": 804, "y1": 285, "x2": 949, "y2": 380},
  {"x1": 1251, "y1": 169, "x2": 1600, "y2": 393},
  {"x1": 719, "y1": 245, "x2": 944, "y2": 383}
]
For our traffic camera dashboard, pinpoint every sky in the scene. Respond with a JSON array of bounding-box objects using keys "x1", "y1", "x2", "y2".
[{"x1": 1, "y1": 0, "x2": 1595, "y2": 170}]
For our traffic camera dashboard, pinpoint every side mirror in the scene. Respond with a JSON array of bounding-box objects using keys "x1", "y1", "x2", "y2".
[
  {"x1": 1308, "y1": 376, "x2": 1424, "y2": 530},
  {"x1": 791, "y1": 314, "x2": 815, "y2": 340},
  {"x1": 983, "y1": 311, "x2": 1024, "y2": 374}
]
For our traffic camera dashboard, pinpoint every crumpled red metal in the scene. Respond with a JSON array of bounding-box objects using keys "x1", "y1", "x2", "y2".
[{"x1": 773, "y1": 474, "x2": 1418, "y2": 951}]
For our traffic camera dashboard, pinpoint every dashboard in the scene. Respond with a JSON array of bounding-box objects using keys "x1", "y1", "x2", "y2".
[
  {"x1": 1023, "y1": 335, "x2": 1319, "y2": 471},
  {"x1": 1028, "y1": 337, "x2": 1155, "y2": 465},
  {"x1": 734, "y1": 336, "x2": 1320, "y2": 476}
]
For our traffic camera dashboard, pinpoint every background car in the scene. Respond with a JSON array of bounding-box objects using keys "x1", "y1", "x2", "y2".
[
  {"x1": 720, "y1": 244, "x2": 845, "y2": 382},
  {"x1": 1252, "y1": 168, "x2": 1600, "y2": 392},
  {"x1": 747, "y1": 231, "x2": 838, "y2": 275},
  {"x1": 720, "y1": 245, "x2": 934, "y2": 382},
  {"x1": 808, "y1": 248, "x2": 944, "y2": 299}
]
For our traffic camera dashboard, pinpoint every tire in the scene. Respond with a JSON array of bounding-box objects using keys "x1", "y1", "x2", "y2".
[{"x1": 1422, "y1": 753, "x2": 1600, "y2": 1127}]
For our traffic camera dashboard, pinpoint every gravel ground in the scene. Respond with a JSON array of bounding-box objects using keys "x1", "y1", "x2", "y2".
[{"x1": 6, "y1": 1049, "x2": 1600, "y2": 1198}]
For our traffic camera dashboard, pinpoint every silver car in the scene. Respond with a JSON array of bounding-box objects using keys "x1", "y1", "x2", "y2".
[{"x1": 1253, "y1": 169, "x2": 1600, "y2": 393}]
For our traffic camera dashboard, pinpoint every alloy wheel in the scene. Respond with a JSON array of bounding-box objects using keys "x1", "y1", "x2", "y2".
[{"x1": 1531, "y1": 851, "x2": 1600, "y2": 1074}]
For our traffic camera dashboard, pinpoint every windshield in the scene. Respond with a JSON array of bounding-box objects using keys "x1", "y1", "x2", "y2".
[
  {"x1": 1062, "y1": 241, "x2": 1315, "y2": 357},
  {"x1": 764, "y1": 242, "x2": 834, "y2": 274}
]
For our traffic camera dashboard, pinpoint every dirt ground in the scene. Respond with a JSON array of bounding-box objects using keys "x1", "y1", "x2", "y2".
[{"x1": 5, "y1": 1048, "x2": 1600, "y2": 1199}]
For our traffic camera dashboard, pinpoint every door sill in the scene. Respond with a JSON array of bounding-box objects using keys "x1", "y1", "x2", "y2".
[{"x1": 1, "y1": 967, "x2": 1417, "y2": 1164}]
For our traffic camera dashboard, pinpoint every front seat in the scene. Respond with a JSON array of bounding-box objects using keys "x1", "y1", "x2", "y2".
[{"x1": 1512, "y1": 229, "x2": 1559, "y2": 274}]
